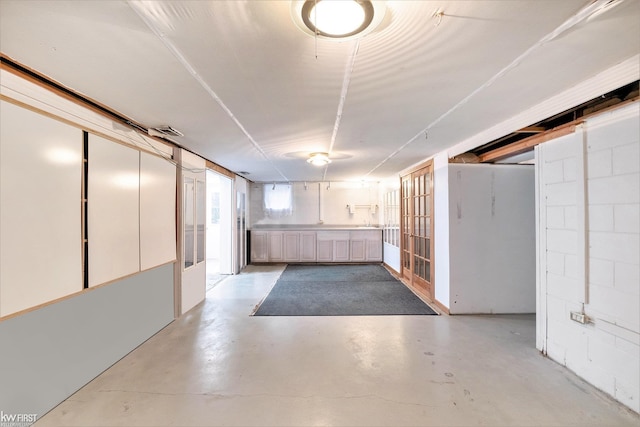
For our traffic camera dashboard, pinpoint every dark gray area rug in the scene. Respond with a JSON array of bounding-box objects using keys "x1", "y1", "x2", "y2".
[{"x1": 254, "y1": 264, "x2": 437, "y2": 316}]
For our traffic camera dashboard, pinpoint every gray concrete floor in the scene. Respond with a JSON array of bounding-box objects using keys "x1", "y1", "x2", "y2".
[{"x1": 36, "y1": 265, "x2": 639, "y2": 426}]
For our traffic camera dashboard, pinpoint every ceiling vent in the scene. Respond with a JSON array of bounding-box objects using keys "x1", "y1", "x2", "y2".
[{"x1": 149, "y1": 126, "x2": 184, "y2": 138}]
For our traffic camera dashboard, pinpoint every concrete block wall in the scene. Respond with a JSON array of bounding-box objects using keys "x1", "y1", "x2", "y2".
[{"x1": 537, "y1": 102, "x2": 639, "y2": 412}]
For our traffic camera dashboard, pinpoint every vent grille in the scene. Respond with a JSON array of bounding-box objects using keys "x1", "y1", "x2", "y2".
[{"x1": 150, "y1": 126, "x2": 184, "y2": 137}]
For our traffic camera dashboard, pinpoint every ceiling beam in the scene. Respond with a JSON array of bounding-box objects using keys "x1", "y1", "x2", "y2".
[
  {"x1": 515, "y1": 126, "x2": 546, "y2": 133},
  {"x1": 479, "y1": 95, "x2": 639, "y2": 163},
  {"x1": 479, "y1": 122, "x2": 579, "y2": 163}
]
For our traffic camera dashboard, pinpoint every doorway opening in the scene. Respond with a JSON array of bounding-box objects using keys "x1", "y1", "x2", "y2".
[{"x1": 206, "y1": 170, "x2": 233, "y2": 292}]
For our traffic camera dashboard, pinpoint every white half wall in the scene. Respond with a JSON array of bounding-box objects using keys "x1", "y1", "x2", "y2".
[
  {"x1": 448, "y1": 164, "x2": 536, "y2": 314},
  {"x1": 433, "y1": 153, "x2": 451, "y2": 309}
]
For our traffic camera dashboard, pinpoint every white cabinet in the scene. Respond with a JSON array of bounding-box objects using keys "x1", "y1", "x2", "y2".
[
  {"x1": 250, "y1": 229, "x2": 382, "y2": 263},
  {"x1": 366, "y1": 238, "x2": 382, "y2": 262},
  {"x1": 268, "y1": 232, "x2": 284, "y2": 261},
  {"x1": 334, "y1": 239, "x2": 350, "y2": 262},
  {"x1": 349, "y1": 239, "x2": 366, "y2": 262},
  {"x1": 283, "y1": 232, "x2": 300, "y2": 262},
  {"x1": 317, "y1": 239, "x2": 333, "y2": 262},
  {"x1": 250, "y1": 231, "x2": 268, "y2": 262},
  {"x1": 300, "y1": 232, "x2": 317, "y2": 262},
  {"x1": 317, "y1": 231, "x2": 350, "y2": 262},
  {"x1": 350, "y1": 230, "x2": 383, "y2": 262}
]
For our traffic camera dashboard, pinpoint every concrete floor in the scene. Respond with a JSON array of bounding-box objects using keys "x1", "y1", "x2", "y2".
[
  {"x1": 36, "y1": 265, "x2": 638, "y2": 427},
  {"x1": 206, "y1": 258, "x2": 227, "y2": 293}
]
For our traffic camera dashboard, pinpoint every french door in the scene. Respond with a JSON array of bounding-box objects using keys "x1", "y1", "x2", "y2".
[{"x1": 400, "y1": 161, "x2": 434, "y2": 299}]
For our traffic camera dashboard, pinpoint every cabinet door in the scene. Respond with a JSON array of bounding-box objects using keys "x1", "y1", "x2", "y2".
[
  {"x1": 283, "y1": 232, "x2": 300, "y2": 262},
  {"x1": 317, "y1": 239, "x2": 333, "y2": 262},
  {"x1": 300, "y1": 232, "x2": 317, "y2": 262},
  {"x1": 250, "y1": 231, "x2": 268, "y2": 262},
  {"x1": 268, "y1": 232, "x2": 284, "y2": 261},
  {"x1": 334, "y1": 239, "x2": 350, "y2": 262},
  {"x1": 350, "y1": 239, "x2": 366, "y2": 261},
  {"x1": 366, "y1": 238, "x2": 382, "y2": 261}
]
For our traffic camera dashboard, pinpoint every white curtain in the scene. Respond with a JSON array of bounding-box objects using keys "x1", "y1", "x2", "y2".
[{"x1": 263, "y1": 184, "x2": 293, "y2": 217}]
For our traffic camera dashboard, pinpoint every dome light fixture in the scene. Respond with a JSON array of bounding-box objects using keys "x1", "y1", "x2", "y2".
[
  {"x1": 303, "y1": 0, "x2": 373, "y2": 38},
  {"x1": 307, "y1": 152, "x2": 332, "y2": 166},
  {"x1": 291, "y1": 0, "x2": 385, "y2": 41}
]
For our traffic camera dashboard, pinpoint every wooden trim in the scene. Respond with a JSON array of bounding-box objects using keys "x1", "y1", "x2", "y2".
[
  {"x1": 515, "y1": 126, "x2": 545, "y2": 134},
  {"x1": 0, "y1": 95, "x2": 173, "y2": 162},
  {"x1": 397, "y1": 275, "x2": 444, "y2": 315},
  {"x1": 206, "y1": 160, "x2": 236, "y2": 179},
  {"x1": 479, "y1": 122, "x2": 579, "y2": 163},
  {"x1": 0, "y1": 55, "x2": 175, "y2": 153},
  {"x1": 478, "y1": 96, "x2": 639, "y2": 163},
  {"x1": 382, "y1": 263, "x2": 400, "y2": 279},
  {"x1": 431, "y1": 298, "x2": 450, "y2": 315}
]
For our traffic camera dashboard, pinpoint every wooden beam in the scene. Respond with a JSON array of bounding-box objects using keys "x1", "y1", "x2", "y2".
[
  {"x1": 205, "y1": 160, "x2": 236, "y2": 179},
  {"x1": 478, "y1": 95, "x2": 639, "y2": 163},
  {"x1": 479, "y1": 122, "x2": 579, "y2": 163},
  {"x1": 515, "y1": 126, "x2": 546, "y2": 133},
  {"x1": 0, "y1": 54, "x2": 175, "y2": 152}
]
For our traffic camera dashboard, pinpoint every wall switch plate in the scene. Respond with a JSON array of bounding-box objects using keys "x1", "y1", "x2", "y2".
[{"x1": 570, "y1": 311, "x2": 587, "y2": 324}]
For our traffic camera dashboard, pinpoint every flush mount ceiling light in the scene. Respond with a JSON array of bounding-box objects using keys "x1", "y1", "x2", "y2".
[
  {"x1": 291, "y1": 0, "x2": 386, "y2": 41},
  {"x1": 307, "y1": 152, "x2": 332, "y2": 166}
]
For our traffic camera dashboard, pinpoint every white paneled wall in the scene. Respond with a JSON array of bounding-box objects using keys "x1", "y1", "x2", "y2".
[
  {"x1": 0, "y1": 100, "x2": 83, "y2": 316},
  {"x1": 537, "y1": 102, "x2": 639, "y2": 412}
]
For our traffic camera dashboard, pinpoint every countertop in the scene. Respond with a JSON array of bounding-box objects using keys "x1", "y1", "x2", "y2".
[{"x1": 250, "y1": 224, "x2": 381, "y2": 231}]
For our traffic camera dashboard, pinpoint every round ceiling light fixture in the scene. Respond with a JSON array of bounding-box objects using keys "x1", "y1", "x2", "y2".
[
  {"x1": 291, "y1": 0, "x2": 386, "y2": 41},
  {"x1": 307, "y1": 152, "x2": 332, "y2": 166}
]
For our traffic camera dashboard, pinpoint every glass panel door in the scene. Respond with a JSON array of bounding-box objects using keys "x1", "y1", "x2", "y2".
[
  {"x1": 401, "y1": 175, "x2": 412, "y2": 281},
  {"x1": 400, "y1": 162, "x2": 434, "y2": 299},
  {"x1": 184, "y1": 177, "x2": 195, "y2": 269}
]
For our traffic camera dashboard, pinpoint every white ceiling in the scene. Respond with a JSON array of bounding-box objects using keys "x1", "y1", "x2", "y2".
[{"x1": 1, "y1": 0, "x2": 639, "y2": 182}]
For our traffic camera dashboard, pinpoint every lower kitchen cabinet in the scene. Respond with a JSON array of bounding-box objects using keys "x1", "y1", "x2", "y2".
[
  {"x1": 300, "y1": 232, "x2": 317, "y2": 262},
  {"x1": 250, "y1": 228, "x2": 382, "y2": 263},
  {"x1": 268, "y1": 232, "x2": 284, "y2": 261},
  {"x1": 250, "y1": 231, "x2": 268, "y2": 262},
  {"x1": 317, "y1": 231, "x2": 350, "y2": 262}
]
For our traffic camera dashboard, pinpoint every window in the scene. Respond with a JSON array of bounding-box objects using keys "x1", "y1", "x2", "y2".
[
  {"x1": 383, "y1": 189, "x2": 399, "y2": 247},
  {"x1": 196, "y1": 180, "x2": 206, "y2": 264},
  {"x1": 263, "y1": 184, "x2": 293, "y2": 217},
  {"x1": 184, "y1": 177, "x2": 195, "y2": 269}
]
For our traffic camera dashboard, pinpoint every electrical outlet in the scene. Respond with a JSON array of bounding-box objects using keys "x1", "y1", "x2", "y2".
[{"x1": 570, "y1": 311, "x2": 587, "y2": 324}]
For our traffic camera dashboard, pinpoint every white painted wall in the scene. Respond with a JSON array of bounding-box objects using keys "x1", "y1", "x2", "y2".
[
  {"x1": 250, "y1": 181, "x2": 380, "y2": 227},
  {"x1": 433, "y1": 153, "x2": 451, "y2": 309},
  {"x1": 448, "y1": 164, "x2": 536, "y2": 314},
  {"x1": 537, "y1": 102, "x2": 639, "y2": 412}
]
